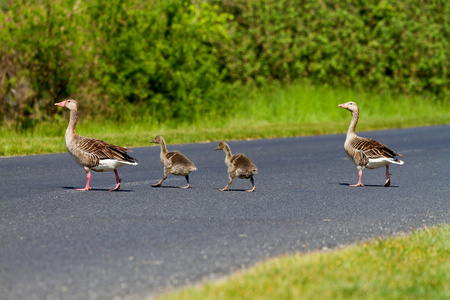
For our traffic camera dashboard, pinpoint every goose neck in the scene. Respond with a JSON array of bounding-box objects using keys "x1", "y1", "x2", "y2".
[
  {"x1": 347, "y1": 110, "x2": 359, "y2": 137},
  {"x1": 159, "y1": 140, "x2": 168, "y2": 155},
  {"x1": 223, "y1": 145, "x2": 233, "y2": 162},
  {"x1": 66, "y1": 109, "x2": 79, "y2": 137}
]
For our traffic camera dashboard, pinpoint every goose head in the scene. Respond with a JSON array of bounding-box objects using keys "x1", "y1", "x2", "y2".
[
  {"x1": 215, "y1": 141, "x2": 227, "y2": 151},
  {"x1": 55, "y1": 99, "x2": 78, "y2": 111},
  {"x1": 151, "y1": 135, "x2": 164, "y2": 144},
  {"x1": 338, "y1": 101, "x2": 359, "y2": 113}
]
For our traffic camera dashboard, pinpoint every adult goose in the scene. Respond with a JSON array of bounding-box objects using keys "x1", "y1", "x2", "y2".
[
  {"x1": 215, "y1": 142, "x2": 258, "y2": 192},
  {"x1": 338, "y1": 101, "x2": 404, "y2": 187},
  {"x1": 150, "y1": 135, "x2": 197, "y2": 188},
  {"x1": 55, "y1": 99, "x2": 138, "y2": 191}
]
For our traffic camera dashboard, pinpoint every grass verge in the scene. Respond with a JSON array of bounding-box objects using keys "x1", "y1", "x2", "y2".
[
  {"x1": 1, "y1": 81, "x2": 449, "y2": 156},
  {"x1": 158, "y1": 225, "x2": 449, "y2": 300}
]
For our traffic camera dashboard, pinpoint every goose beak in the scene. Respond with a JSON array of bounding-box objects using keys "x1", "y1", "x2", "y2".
[
  {"x1": 55, "y1": 101, "x2": 66, "y2": 107},
  {"x1": 338, "y1": 103, "x2": 347, "y2": 109}
]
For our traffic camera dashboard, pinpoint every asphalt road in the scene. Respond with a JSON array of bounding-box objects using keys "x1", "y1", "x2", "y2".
[{"x1": 1, "y1": 125, "x2": 449, "y2": 300}]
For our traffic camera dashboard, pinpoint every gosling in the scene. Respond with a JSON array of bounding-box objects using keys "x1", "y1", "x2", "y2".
[
  {"x1": 215, "y1": 141, "x2": 258, "y2": 192},
  {"x1": 151, "y1": 135, "x2": 197, "y2": 188}
]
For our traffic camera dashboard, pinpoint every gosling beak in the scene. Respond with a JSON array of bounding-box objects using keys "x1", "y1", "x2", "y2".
[
  {"x1": 55, "y1": 101, "x2": 66, "y2": 107},
  {"x1": 150, "y1": 139, "x2": 157, "y2": 144},
  {"x1": 214, "y1": 147, "x2": 219, "y2": 151}
]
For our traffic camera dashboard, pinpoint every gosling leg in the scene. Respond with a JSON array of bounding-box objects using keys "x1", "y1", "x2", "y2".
[
  {"x1": 152, "y1": 173, "x2": 169, "y2": 187},
  {"x1": 220, "y1": 176, "x2": 234, "y2": 191},
  {"x1": 180, "y1": 175, "x2": 191, "y2": 189},
  {"x1": 245, "y1": 177, "x2": 256, "y2": 192}
]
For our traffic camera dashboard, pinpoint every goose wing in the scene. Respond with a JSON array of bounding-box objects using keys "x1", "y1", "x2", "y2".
[
  {"x1": 350, "y1": 137, "x2": 403, "y2": 160},
  {"x1": 166, "y1": 151, "x2": 196, "y2": 168},
  {"x1": 77, "y1": 136, "x2": 138, "y2": 164},
  {"x1": 231, "y1": 154, "x2": 258, "y2": 177}
]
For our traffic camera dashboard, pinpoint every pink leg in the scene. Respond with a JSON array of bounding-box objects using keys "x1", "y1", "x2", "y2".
[
  {"x1": 350, "y1": 170, "x2": 364, "y2": 187},
  {"x1": 109, "y1": 169, "x2": 122, "y2": 191},
  {"x1": 383, "y1": 165, "x2": 391, "y2": 187},
  {"x1": 75, "y1": 171, "x2": 92, "y2": 191}
]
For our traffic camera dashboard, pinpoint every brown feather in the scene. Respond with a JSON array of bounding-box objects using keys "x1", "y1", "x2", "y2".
[
  {"x1": 350, "y1": 137, "x2": 403, "y2": 160},
  {"x1": 152, "y1": 136, "x2": 197, "y2": 176},
  {"x1": 230, "y1": 154, "x2": 258, "y2": 178},
  {"x1": 340, "y1": 101, "x2": 404, "y2": 179},
  {"x1": 167, "y1": 151, "x2": 196, "y2": 168},
  {"x1": 58, "y1": 99, "x2": 138, "y2": 171},
  {"x1": 77, "y1": 136, "x2": 137, "y2": 163}
]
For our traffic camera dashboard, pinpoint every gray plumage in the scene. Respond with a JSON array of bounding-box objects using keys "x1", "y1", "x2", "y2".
[
  {"x1": 151, "y1": 135, "x2": 197, "y2": 188},
  {"x1": 339, "y1": 101, "x2": 404, "y2": 187},
  {"x1": 55, "y1": 99, "x2": 137, "y2": 191},
  {"x1": 215, "y1": 141, "x2": 258, "y2": 192},
  {"x1": 345, "y1": 136, "x2": 403, "y2": 168}
]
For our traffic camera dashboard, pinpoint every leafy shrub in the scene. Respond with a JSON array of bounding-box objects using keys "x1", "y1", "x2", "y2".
[
  {"x1": 215, "y1": 0, "x2": 449, "y2": 97},
  {"x1": 0, "y1": 0, "x2": 448, "y2": 131},
  {"x1": 0, "y1": 0, "x2": 231, "y2": 129},
  {"x1": 87, "y1": 0, "x2": 232, "y2": 123},
  {"x1": 0, "y1": 0, "x2": 90, "y2": 129}
]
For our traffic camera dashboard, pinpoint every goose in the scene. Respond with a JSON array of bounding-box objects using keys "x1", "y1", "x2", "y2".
[
  {"x1": 55, "y1": 99, "x2": 138, "y2": 191},
  {"x1": 215, "y1": 142, "x2": 258, "y2": 192},
  {"x1": 150, "y1": 135, "x2": 197, "y2": 188},
  {"x1": 338, "y1": 101, "x2": 404, "y2": 187}
]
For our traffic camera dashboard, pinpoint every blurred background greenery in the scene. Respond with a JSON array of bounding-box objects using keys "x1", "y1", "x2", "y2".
[{"x1": 0, "y1": 0, "x2": 449, "y2": 154}]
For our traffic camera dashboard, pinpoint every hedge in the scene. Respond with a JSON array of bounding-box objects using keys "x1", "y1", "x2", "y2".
[{"x1": 0, "y1": 0, "x2": 448, "y2": 129}]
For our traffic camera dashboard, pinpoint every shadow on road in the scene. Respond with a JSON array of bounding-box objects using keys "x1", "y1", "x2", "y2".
[
  {"x1": 61, "y1": 186, "x2": 135, "y2": 192},
  {"x1": 336, "y1": 183, "x2": 399, "y2": 188}
]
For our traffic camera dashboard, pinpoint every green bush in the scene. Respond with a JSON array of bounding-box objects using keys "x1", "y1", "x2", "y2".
[
  {"x1": 87, "y1": 0, "x2": 231, "y2": 123},
  {"x1": 0, "y1": 0, "x2": 232, "y2": 129},
  {"x1": 0, "y1": 0, "x2": 89, "y2": 129},
  {"x1": 215, "y1": 0, "x2": 449, "y2": 96},
  {"x1": 0, "y1": 0, "x2": 448, "y2": 131}
]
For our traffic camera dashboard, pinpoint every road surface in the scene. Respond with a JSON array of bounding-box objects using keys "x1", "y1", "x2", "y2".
[{"x1": 0, "y1": 125, "x2": 449, "y2": 300}]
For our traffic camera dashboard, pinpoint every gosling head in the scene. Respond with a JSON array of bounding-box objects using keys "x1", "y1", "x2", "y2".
[
  {"x1": 338, "y1": 101, "x2": 359, "y2": 113},
  {"x1": 215, "y1": 141, "x2": 228, "y2": 151},
  {"x1": 55, "y1": 99, "x2": 78, "y2": 111},
  {"x1": 151, "y1": 135, "x2": 164, "y2": 144}
]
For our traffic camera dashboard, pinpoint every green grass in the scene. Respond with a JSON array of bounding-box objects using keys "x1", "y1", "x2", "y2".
[
  {"x1": 1, "y1": 82, "x2": 449, "y2": 156},
  {"x1": 158, "y1": 225, "x2": 449, "y2": 300}
]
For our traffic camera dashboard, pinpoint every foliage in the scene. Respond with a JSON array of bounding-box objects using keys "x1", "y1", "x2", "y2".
[
  {"x1": 87, "y1": 0, "x2": 231, "y2": 123},
  {"x1": 2, "y1": 80, "x2": 449, "y2": 157},
  {"x1": 0, "y1": 0, "x2": 89, "y2": 129},
  {"x1": 0, "y1": 0, "x2": 231, "y2": 129},
  {"x1": 0, "y1": 0, "x2": 448, "y2": 131},
  {"x1": 215, "y1": 0, "x2": 449, "y2": 96}
]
